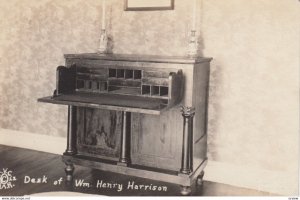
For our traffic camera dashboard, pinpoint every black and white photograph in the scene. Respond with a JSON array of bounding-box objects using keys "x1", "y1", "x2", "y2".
[{"x1": 0, "y1": 0, "x2": 299, "y2": 198}]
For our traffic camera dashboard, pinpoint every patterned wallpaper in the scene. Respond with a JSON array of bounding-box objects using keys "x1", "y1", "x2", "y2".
[
  {"x1": 0, "y1": 0, "x2": 104, "y2": 137},
  {"x1": 0, "y1": 0, "x2": 197, "y2": 136},
  {"x1": 0, "y1": 0, "x2": 299, "y2": 191}
]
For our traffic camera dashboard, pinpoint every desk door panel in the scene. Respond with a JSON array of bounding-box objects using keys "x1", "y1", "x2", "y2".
[
  {"x1": 131, "y1": 109, "x2": 182, "y2": 171},
  {"x1": 76, "y1": 107, "x2": 122, "y2": 161}
]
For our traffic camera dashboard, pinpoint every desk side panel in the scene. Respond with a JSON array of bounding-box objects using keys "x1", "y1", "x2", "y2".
[{"x1": 192, "y1": 62, "x2": 210, "y2": 168}]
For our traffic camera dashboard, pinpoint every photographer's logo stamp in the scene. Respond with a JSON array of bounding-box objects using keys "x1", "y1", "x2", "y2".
[{"x1": 0, "y1": 168, "x2": 17, "y2": 189}]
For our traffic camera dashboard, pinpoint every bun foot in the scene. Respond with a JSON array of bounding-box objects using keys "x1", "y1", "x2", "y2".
[
  {"x1": 196, "y1": 171, "x2": 205, "y2": 187},
  {"x1": 65, "y1": 163, "x2": 74, "y2": 182},
  {"x1": 180, "y1": 186, "x2": 192, "y2": 196}
]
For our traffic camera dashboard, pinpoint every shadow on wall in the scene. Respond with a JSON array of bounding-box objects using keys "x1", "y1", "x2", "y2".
[
  {"x1": 196, "y1": 13, "x2": 222, "y2": 162},
  {"x1": 207, "y1": 61, "x2": 223, "y2": 162}
]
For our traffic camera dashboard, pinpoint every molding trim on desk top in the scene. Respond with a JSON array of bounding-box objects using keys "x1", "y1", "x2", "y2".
[
  {"x1": 64, "y1": 53, "x2": 213, "y2": 64},
  {"x1": 0, "y1": 128, "x2": 295, "y2": 195}
]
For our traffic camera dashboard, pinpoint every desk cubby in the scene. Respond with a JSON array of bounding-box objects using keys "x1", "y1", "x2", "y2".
[{"x1": 53, "y1": 64, "x2": 182, "y2": 109}]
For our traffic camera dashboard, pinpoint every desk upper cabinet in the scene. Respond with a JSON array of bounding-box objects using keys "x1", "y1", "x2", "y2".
[{"x1": 38, "y1": 53, "x2": 212, "y2": 195}]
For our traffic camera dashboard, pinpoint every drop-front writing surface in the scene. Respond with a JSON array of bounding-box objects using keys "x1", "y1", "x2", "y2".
[{"x1": 37, "y1": 53, "x2": 212, "y2": 195}]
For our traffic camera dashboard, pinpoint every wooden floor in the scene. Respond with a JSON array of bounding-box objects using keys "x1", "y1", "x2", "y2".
[{"x1": 0, "y1": 145, "x2": 274, "y2": 196}]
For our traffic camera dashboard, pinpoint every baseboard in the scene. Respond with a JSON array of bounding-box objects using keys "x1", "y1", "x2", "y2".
[
  {"x1": 205, "y1": 161, "x2": 298, "y2": 196},
  {"x1": 0, "y1": 128, "x2": 66, "y2": 155},
  {"x1": 0, "y1": 128, "x2": 297, "y2": 195}
]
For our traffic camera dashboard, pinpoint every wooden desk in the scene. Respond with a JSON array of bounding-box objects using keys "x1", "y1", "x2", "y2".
[{"x1": 38, "y1": 53, "x2": 212, "y2": 195}]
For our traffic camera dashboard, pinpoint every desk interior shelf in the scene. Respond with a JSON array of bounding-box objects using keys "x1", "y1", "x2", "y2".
[{"x1": 46, "y1": 63, "x2": 183, "y2": 114}]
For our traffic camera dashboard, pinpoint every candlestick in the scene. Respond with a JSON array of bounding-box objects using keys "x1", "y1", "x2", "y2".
[
  {"x1": 102, "y1": 0, "x2": 106, "y2": 30},
  {"x1": 98, "y1": 29, "x2": 108, "y2": 54},
  {"x1": 192, "y1": 0, "x2": 197, "y2": 30},
  {"x1": 187, "y1": 30, "x2": 198, "y2": 57}
]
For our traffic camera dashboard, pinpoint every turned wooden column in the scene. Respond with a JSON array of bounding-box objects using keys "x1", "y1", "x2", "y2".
[
  {"x1": 64, "y1": 105, "x2": 77, "y2": 155},
  {"x1": 180, "y1": 106, "x2": 195, "y2": 174},
  {"x1": 118, "y1": 111, "x2": 131, "y2": 166}
]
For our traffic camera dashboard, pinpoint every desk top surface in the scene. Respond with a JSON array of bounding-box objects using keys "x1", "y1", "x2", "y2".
[{"x1": 64, "y1": 53, "x2": 212, "y2": 64}]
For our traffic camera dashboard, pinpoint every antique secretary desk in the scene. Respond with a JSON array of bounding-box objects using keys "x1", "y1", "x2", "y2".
[{"x1": 38, "y1": 53, "x2": 212, "y2": 195}]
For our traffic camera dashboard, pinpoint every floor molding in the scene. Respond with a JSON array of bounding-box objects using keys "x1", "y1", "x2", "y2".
[
  {"x1": 0, "y1": 128, "x2": 296, "y2": 195},
  {"x1": 0, "y1": 128, "x2": 66, "y2": 155},
  {"x1": 205, "y1": 160, "x2": 297, "y2": 196}
]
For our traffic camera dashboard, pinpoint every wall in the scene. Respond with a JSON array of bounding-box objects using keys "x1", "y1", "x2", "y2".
[
  {"x1": 203, "y1": 0, "x2": 299, "y2": 195},
  {"x1": 0, "y1": 0, "x2": 298, "y2": 195}
]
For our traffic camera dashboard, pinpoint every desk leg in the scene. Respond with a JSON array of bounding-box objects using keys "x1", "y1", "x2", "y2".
[
  {"x1": 63, "y1": 105, "x2": 77, "y2": 181},
  {"x1": 118, "y1": 111, "x2": 131, "y2": 166},
  {"x1": 179, "y1": 106, "x2": 195, "y2": 195}
]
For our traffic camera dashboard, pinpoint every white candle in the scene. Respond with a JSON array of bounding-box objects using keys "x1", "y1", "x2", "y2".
[
  {"x1": 102, "y1": 0, "x2": 106, "y2": 29},
  {"x1": 192, "y1": 0, "x2": 197, "y2": 30}
]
